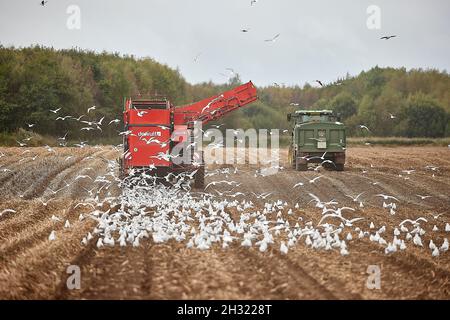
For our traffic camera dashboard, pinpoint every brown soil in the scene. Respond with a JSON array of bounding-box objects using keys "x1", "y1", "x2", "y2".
[{"x1": 0, "y1": 146, "x2": 449, "y2": 299}]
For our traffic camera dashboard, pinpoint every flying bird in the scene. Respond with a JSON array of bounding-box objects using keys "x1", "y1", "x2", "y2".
[
  {"x1": 380, "y1": 35, "x2": 396, "y2": 40},
  {"x1": 87, "y1": 105, "x2": 96, "y2": 113},
  {"x1": 16, "y1": 140, "x2": 27, "y2": 147},
  {"x1": 264, "y1": 33, "x2": 280, "y2": 42},
  {"x1": 309, "y1": 176, "x2": 323, "y2": 184},
  {"x1": 416, "y1": 195, "x2": 432, "y2": 200},
  {"x1": 429, "y1": 212, "x2": 447, "y2": 220},
  {"x1": 109, "y1": 119, "x2": 120, "y2": 125},
  {"x1": 0, "y1": 209, "x2": 16, "y2": 216},
  {"x1": 345, "y1": 192, "x2": 365, "y2": 203},
  {"x1": 315, "y1": 80, "x2": 324, "y2": 87},
  {"x1": 56, "y1": 115, "x2": 72, "y2": 121},
  {"x1": 376, "y1": 194, "x2": 399, "y2": 202},
  {"x1": 193, "y1": 53, "x2": 202, "y2": 63},
  {"x1": 399, "y1": 217, "x2": 428, "y2": 226},
  {"x1": 50, "y1": 107, "x2": 61, "y2": 113},
  {"x1": 137, "y1": 110, "x2": 148, "y2": 117},
  {"x1": 358, "y1": 125, "x2": 371, "y2": 132}
]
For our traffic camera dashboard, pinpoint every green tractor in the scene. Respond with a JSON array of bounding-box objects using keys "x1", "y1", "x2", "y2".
[{"x1": 287, "y1": 110, "x2": 346, "y2": 171}]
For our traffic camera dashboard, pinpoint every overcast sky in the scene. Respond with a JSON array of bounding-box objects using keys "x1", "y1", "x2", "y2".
[{"x1": 1, "y1": 0, "x2": 449, "y2": 87}]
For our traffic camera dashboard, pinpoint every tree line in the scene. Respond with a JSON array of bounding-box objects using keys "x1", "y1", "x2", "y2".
[{"x1": 0, "y1": 46, "x2": 449, "y2": 144}]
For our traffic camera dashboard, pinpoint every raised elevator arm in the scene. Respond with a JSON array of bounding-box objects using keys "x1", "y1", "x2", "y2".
[{"x1": 173, "y1": 81, "x2": 258, "y2": 126}]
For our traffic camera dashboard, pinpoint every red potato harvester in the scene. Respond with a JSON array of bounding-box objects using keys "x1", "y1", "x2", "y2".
[{"x1": 120, "y1": 81, "x2": 258, "y2": 188}]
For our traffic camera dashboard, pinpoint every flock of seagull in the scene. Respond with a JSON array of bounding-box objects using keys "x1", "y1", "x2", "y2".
[
  {"x1": 1, "y1": 109, "x2": 449, "y2": 260},
  {"x1": 65, "y1": 161, "x2": 448, "y2": 259},
  {"x1": 5, "y1": 145, "x2": 446, "y2": 259}
]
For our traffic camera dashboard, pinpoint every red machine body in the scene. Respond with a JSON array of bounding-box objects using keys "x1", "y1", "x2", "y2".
[{"x1": 121, "y1": 81, "x2": 258, "y2": 186}]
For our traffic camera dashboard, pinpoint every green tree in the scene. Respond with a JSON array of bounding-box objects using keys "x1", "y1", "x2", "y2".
[
  {"x1": 330, "y1": 92, "x2": 357, "y2": 120},
  {"x1": 401, "y1": 94, "x2": 448, "y2": 137}
]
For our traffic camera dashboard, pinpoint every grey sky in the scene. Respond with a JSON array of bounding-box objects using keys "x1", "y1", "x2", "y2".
[{"x1": 1, "y1": 0, "x2": 449, "y2": 87}]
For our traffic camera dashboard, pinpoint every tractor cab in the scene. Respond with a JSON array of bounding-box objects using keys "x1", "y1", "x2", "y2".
[
  {"x1": 129, "y1": 98, "x2": 170, "y2": 110},
  {"x1": 288, "y1": 110, "x2": 339, "y2": 124},
  {"x1": 288, "y1": 109, "x2": 346, "y2": 171}
]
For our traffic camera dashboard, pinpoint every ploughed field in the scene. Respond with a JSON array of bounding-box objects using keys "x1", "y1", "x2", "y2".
[{"x1": 0, "y1": 146, "x2": 449, "y2": 299}]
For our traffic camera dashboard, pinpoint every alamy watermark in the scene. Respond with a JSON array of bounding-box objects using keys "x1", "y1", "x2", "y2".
[
  {"x1": 66, "y1": 264, "x2": 81, "y2": 290},
  {"x1": 139, "y1": 122, "x2": 281, "y2": 176},
  {"x1": 366, "y1": 5, "x2": 381, "y2": 30},
  {"x1": 366, "y1": 265, "x2": 381, "y2": 290},
  {"x1": 66, "y1": 5, "x2": 81, "y2": 30}
]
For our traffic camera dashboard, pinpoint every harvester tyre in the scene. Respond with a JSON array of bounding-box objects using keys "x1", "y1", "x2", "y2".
[
  {"x1": 288, "y1": 147, "x2": 296, "y2": 169},
  {"x1": 194, "y1": 166, "x2": 205, "y2": 189},
  {"x1": 295, "y1": 160, "x2": 307, "y2": 171}
]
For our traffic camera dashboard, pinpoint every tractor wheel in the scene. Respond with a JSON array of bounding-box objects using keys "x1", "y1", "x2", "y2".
[
  {"x1": 194, "y1": 166, "x2": 205, "y2": 189},
  {"x1": 118, "y1": 157, "x2": 125, "y2": 180},
  {"x1": 295, "y1": 160, "x2": 308, "y2": 171},
  {"x1": 335, "y1": 163, "x2": 345, "y2": 171},
  {"x1": 288, "y1": 147, "x2": 296, "y2": 169}
]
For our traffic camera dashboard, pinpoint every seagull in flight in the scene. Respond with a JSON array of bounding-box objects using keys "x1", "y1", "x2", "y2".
[
  {"x1": 201, "y1": 95, "x2": 223, "y2": 113},
  {"x1": 241, "y1": 28, "x2": 250, "y2": 33},
  {"x1": 50, "y1": 107, "x2": 61, "y2": 114},
  {"x1": 16, "y1": 140, "x2": 27, "y2": 147},
  {"x1": 40, "y1": 0, "x2": 48, "y2": 6},
  {"x1": 75, "y1": 174, "x2": 93, "y2": 181},
  {"x1": 416, "y1": 195, "x2": 432, "y2": 200},
  {"x1": 250, "y1": 0, "x2": 258, "y2": 5},
  {"x1": 346, "y1": 192, "x2": 365, "y2": 203},
  {"x1": 109, "y1": 119, "x2": 120, "y2": 125},
  {"x1": 428, "y1": 212, "x2": 447, "y2": 220},
  {"x1": 56, "y1": 115, "x2": 72, "y2": 121},
  {"x1": 358, "y1": 125, "x2": 371, "y2": 132},
  {"x1": 39, "y1": 198, "x2": 54, "y2": 207},
  {"x1": 380, "y1": 35, "x2": 396, "y2": 40},
  {"x1": 307, "y1": 152, "x2": 327, "y2": 161},
  {"x1": 315, "y1": 80, "x2": 324, "y2": 87},
  {"x1": 0, "y1": 209, "x2": 16, "y2": 216},
  {"x1": 293, "y1": 181, "x2": 304, "y2": 188},
  {"x1": 251, "y1": 192, "x2": 273, "y2": 199},
  {"x1": 137, "y1": 110, "x2": 148, "y2": 117},
  {"x1": 264, "y1": 33, "x2": 280, "y2": 42},
  {"x1": 319, "y1": 214, "x2": 364, "y2": 227},
  {"x1": 376, "y1": 194, "x2": 399, "y2": 202},
  {"x1": 399, "y1": 217, "x2": 427, "y2": 226},
  {"x1": 87, "y1": 105, "x2": 96, "y2": 113},
  {"x1": 193, "y1": 52, "x2": 202, "y2": 63},
  {"x1": 309, "y1": 176, "x2": 323, "y2": 184}
]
